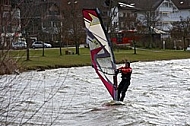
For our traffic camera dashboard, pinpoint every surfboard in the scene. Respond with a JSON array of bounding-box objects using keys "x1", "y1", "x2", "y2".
[{"x1": 104, "y1": 100, "x2": 125, "y2": 106}]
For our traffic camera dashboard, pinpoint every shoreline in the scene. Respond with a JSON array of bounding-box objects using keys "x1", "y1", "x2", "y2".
[{"x1": 23, "y1": 57, "x2": 190, "y2": 72}]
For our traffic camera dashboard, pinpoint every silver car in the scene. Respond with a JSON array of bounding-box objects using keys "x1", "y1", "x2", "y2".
[
  {"x1": 187, "y1": 45, "x2": 190, "y2": 51},
  {"x1": 12, "y1": 41, "x2": 27, "y2": 49},
  {"x1": 32, "y1": 41, "x2": 52, "y2": 48}
]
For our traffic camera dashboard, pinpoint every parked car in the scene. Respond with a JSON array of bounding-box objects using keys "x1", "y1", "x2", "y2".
[
  {"x1": 12, "y1": 41, "x2": 27, "y2": 49},
  {"x1": 32, "y1": 41, "x2": 52, "y2": 48},
  {"x1": 187, "y1": 45, "x2": 190, "y2": 51},
  {"x1": 52, "y1": 41, "x2": 64, "y2": 47}
]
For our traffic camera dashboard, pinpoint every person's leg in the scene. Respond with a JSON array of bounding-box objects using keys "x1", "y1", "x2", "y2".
[
  {"x1": 117, "y1": 84, "x2": 122, "y2": 101},
  {"x1": 117, "y1": 91, "x2": 120, "y2": 101},
  {"x1": 120, "y1": 91, "x2": 126, "y2": 101},
  {"x1": 119, "y1": 81, "x2": 130, "y2": 101},
  {"x1": 117, "y1": 81, "x2": 124, "y2": 101}
]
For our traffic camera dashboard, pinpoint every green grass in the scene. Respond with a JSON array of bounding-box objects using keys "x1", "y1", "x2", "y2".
[
  {"x1": 9, "y1": 47, "x2": 190, "y2": 71},
  {"x1": 114, "y1": 49, "x2": 190, "y2": 63}
]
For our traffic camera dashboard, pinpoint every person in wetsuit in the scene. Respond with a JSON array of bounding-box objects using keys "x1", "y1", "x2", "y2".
[{"x1": 117, "y1": 61, "x2": 132, "y2": 101}]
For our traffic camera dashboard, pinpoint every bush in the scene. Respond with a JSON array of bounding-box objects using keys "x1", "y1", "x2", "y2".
[{"x1": 0, "y1": 57, "x2": 18, "y2": 75}]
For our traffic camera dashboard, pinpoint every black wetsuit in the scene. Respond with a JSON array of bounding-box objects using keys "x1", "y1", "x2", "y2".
[{"x1": 117, "y1": 67, "x2": 132, "y2": 101}]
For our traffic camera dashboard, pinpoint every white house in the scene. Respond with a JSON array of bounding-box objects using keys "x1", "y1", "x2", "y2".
[
  {"x1": 114, "y1": 0, "x2": 190, "y2": 40},
  {"x1": 155, "y1": 0, "x2": 190, "y2": 32}
]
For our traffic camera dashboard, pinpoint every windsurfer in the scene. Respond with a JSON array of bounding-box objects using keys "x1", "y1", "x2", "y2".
[{"x1": 116, "y1": 61, "x2": 132, "y2": 101}]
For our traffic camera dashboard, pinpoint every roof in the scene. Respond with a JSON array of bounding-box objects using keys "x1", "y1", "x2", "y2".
[
  {"x1": 119, "y1": 0, "x2": 190, "y2": 10},
  {"x1": 172, "y1": 0, "x2": 190, "y2": 9}
]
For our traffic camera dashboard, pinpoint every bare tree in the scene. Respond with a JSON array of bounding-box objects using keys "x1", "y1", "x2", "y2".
[
  {"x1": 136, "y1": 0, "x2": 159, "y2": 48},
  {"x1": 62, "y1": 0, "x2": 83, "y2": 55},
  {"x1": 171, "y1": 17, "x2": 190, "y2": 50},
  {"x1": 0, "y1": 1, "x2": 69, "y2": 125},
  {"x1": 0, "y1": 69, "x2": 70, "y2": 125},
  {"x1": 0, "y1": 1, "x2": 22, "y2": 74}
]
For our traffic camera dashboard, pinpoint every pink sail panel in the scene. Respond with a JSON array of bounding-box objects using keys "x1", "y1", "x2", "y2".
[
  {"x1": 82, "y1": 10, "x2": 98, "y2": 22},
  {"x1": 90, "y1": 46, "x2": 114, "y2": 98}
]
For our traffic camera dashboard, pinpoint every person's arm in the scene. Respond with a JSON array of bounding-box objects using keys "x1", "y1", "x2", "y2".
[
  {"x1": 120, "y1": 67, "x2": 132, "y2": 73},
  {"x1": 117, "y1": 66, "x2": 123, "y2": 73},
  {"x1": 115, "y1": 68, "x2": 121, "y2": 74}
]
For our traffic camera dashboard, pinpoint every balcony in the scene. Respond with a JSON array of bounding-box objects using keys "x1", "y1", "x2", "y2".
[
  {"x1": 160, "y1": 16, "x2": 180, "y2": 22},
  {"x1": 158, "y1": 7, "x2": 173, "y2": 12}
]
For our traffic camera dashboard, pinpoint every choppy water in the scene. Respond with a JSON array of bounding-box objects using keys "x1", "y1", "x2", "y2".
[{"x1": 0, "y1": 59, "x2": 190, "y2": 125}]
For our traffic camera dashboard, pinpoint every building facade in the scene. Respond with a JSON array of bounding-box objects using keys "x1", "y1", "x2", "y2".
[
  {"x1": 1, "y1": 0, "x2": 189, "y2": 49},
  {"x1": 0, "y1": 0, "x2": 21, "y2": 48}
]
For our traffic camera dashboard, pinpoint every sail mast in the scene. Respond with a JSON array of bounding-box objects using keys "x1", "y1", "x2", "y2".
[{"x1": 96, "y1": 8, "x2": 118, "y2": 100}]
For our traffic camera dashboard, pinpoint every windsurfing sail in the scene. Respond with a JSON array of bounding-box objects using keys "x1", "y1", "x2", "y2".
[{"x1": 82, "y1": 8, "x2": 118, "y2": 100}]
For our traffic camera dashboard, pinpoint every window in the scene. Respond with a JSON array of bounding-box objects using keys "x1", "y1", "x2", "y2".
[
  {"x1": 162, "y1": 12, "x2": 168, "y2": 17},
  {"x1": 127, "y1": 13, "x2": 130, "y2": 17},
  {"x1": 114, "y1": 22, "x2": 117, "y2": 28},
  {"x1": 123, "y1": 12, "x2": 126, "y2": 17},
  {"x1": 3, "y1": 12, "x2": 10, "y2": 19},
  {"x1": 162, "y1": 2, "x2": 168, "y2": 7},
  {"x1": 116, "y1": 33, "x2": 123, "y2": 43}
]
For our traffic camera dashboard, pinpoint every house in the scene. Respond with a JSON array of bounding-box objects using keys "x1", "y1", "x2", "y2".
[
  {"x1": 113, "y1": 0, "x2": 190, "y2": 43},
  {"x1": 155, "y1": 0, "x2": 190, "y2": 31},
  {"x1": 134, "y1": 0, "x2": 190, "y2": 32},
  {"x1": 0, "y1": 0, "x2": 21, "y2": 49},
  {"x1": 18, "y1": 0, "x2": 64, "y2": 45},
  {"x1": 2, "y1": 0, "x2": 189, "y2": 49}
]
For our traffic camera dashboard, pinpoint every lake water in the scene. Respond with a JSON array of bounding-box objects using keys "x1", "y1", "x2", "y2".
[{"x1": 0, "y1": 59, "x2": 190, "y2": 125}]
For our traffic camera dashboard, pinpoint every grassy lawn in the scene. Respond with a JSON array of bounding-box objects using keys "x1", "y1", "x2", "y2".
[{"x1": 9, "y1": 47, "x2": 190, "y2": 71}]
